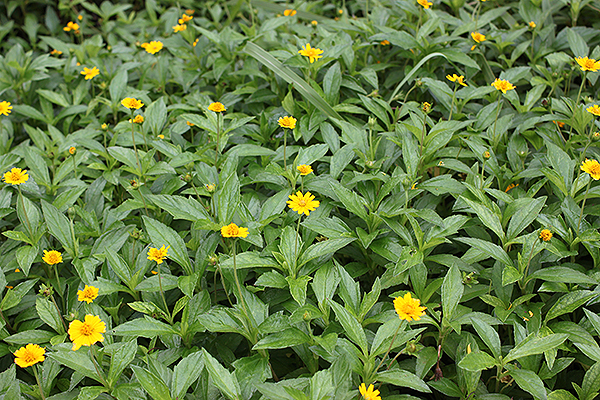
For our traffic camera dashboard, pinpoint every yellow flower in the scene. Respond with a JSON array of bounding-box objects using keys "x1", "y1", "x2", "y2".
[
  {"x1": 505, "y1": 183, "x2": 519, "y2": 192},
  {"x1": 359, "y1": 383, "x2": 381, "y2": 400},
  {"x1": 298, "y1": 43, "x2": 324, "y2": 64},
  {"x1": 140, "y1": 41, "x2": 163, "y2": 55},
  {"x1": 15, "y1": 268, "x2": 19, "y2": 272},
  {"x1": 121, "y1": 97, "x2": 144, "y2": 109},
  {"x1": 69, "y1": 146, "x2": 76, "y2": 155},
  {"x1": 581, "y1": 159, "x2": 600, "y2": 180},
  {"x1": 3, "y1": 168, "x2": 28, "y2": 185},
  {"x1": 422, "y1": 102, "x2": 432, "y2": 112},
  {"x1": 587, "y1": 105, "x2": 600, "y2": 116},
  {"x1": 179, "y1": 14, "x2": 193, "y2": 23},
  {"x1": 14, "y1": 344, "x2": 45, "y2": 368},
  {"x1": 417, "y1": 0, "x2": 433, "y2": 8},
  {"x1": 287, "y1": 191, "x2": 320, "y2": 216},
  {"x1": 471, "y1": 32, "x2": 486, "y2": 44},
  {"x1": 491, "y1": 78, "x2": 516, "y2": 94},
  {"x1": 151, "y1": 270, "x2": 158, "y2": 275},
  {"x1": 393, "y1": 292, "x2": 427, "y2": 321},
  {"x1": 483, "y1": 151, "x2": 490, "y2": 158},
  {"x1": 220, "y1": 223, "x2": 249, "y2": 238},
  {"x1": 147, "y1": 245, "x2": 170, "y2": 264},
  {"x1": 297, "y1": 164, "x2": 313, "y2": 175},
  {"x1": 68, "y1": 315, "x2": 106, "y2": 351},
  {"x1": 380, "y1": 40, "x2": 390, "y2": 45},
  {"x1": 101, "y1": 123, "x2": 108, "y2": 130},
  {"x1": 553, "y1": 120, "x2": 565, "y2": 128},
  {"x1": 446, "y1": 74, "x2": 467, "y2": 86},
  {"x1": 193, "y1": 38, "x2": 199, "y2": 47},
  {"x1": 576, "y1": 57, "x2": 600, "y2": 72},
  {"x1": 283, "y1": 9, "x2": 297, "y2": 16},
  {"x1": 128, "y1": 115, "x2": 144, "y2": 124},
  {"x1": 187, "y1": 121, "x2": 194, "y2": 126},
  {"x1": 208, "y1": 102, "x2": 226, "y2": 112},
  {"x1": 77, "y1": 285, "x2": 99, "y2": 304},
  {"x1": 278, "y1": 116, "x2": 297, "y2": 129},
  {"x1": 50, "y1": 49, "x2": 63, "y2": 55},
  {"x1": 77, "y1": 14, "x2": 83, "y2": 21},
  {"x1": 539, "y1": 229, "x2": 552, "y2": 242},
  {"x1": 0, "y1": 101, "x2": 12, "y2": 116},
  {"x1": 528, "y1": 21, "x2": 536, "y2": 28},
  {"x1": 158, "y1": 134, "x2": 165, "y2": 139},
  {"x1": 63, "y1": 21, "x2": 80, "y2": 32},
  {"x1": 185, "y1": 9, "x2": 194, "y2": 15},
  {"x1": 311, "y1": 20, "x2": 318, "y2": 26},
  {"x1": 42, "y1": 250, "x2": 62, "y2": 265},
  {"x1": 173, "y1": 24, "x2": 187, "y2": 32},
  {"x1": 81, "y1": 66, "x2": 99, "y2": 80}
]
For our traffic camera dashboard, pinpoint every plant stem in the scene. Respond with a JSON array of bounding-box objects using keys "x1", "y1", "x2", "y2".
[
  {"x1": 157, "y1": 262, "x2": 172, "y2": 324},
  {"x1": 576, "y1": 71, "x2": 587, "y2": 106},
  {"x1": 89, "y1": 346, "x2": 109, "y2": 389},
  {"x1": 283, "y1": 128, "x2": 288, "y2": 171},
  {"x1": 374, "y1": 323, "x2": 403, "y2": 374},
  {"x1": 492, "y1": 97, "x2": 503, "y2": 146},
  {"x1": 130, "y1": 111, "x2": 142, "y2": 175},
  {"x1": 449, "y1": 84, "x2": 457, "y2": 120},
  {"x1": 232, "y1": 240, "x2": 251, "y2": 335},
  {"x1": 33, "y1": 364, "x2": 47, "y2": 400},
  {"x1": 50, "y1": 293, "x2": 68, "y2": 332},
  {"x1": 215, "y1": 113, "x2": 221, "y2": 168},
  {"x1": 293, "y1": 215, "x2": 302, "y2": 278}
]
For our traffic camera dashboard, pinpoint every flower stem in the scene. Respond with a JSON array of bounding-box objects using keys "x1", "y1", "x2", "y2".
[
  {"x1": 492, "y1": 97, "x2": 503, "y2": 146},
  {"x1": 449, "y1": 84, "x2": 457, "y2": 120},
  {"x1": 215, "y1": 113, "x2": 221, "y2": 168},
  {"x1": 50, "y1": 293, "x2": 68, "y2": 332},
  {"x1": 374, "y1": 322, "x2": 403, "y2": 374},
  {"x1": 232, "y1": 240, "x2": 252, "y2": 337},
  {"x1": 89, "y1": 346, "x2": 109, "y2": 389},
  {"x1": 293, "y1": 215, "x2": 302, "y2": 277},
  {"x1": 283, "y1": 128, "x2": 287, "y2": 172},
  {"x1": 130, "y1": 111, "x2": 142, "y2": 175},
  {"x1": 157, "y1": 262, "x2": 173, "y2": 324},
  {"x1": 33, "y1": 364, "x2": 47, "y2": 400}
]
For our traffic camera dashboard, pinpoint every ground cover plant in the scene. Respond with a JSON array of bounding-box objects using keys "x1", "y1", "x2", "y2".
[{"x1": 2, "y1": 0, "x2": 600, "y2": 399}]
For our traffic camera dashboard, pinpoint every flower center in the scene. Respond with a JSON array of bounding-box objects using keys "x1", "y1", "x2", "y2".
[
  {"x1": 298, "y1": 200, "x2": 307, "y2": 207},
  {"x1": 23, "y1": 351, "x2": 35, "y2": 362},
  {"x1": 80, "y1": 323, "x2": 93, "y2": 336}
]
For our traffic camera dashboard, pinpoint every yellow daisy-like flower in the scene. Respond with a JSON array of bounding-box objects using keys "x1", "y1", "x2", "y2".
[
  {"x1": 576, "y1": 57, "x2": 600, "y2": 72},
  {"x1": 193, "y1": 38, "x2": 199, "y2": 47},
  {"x1": 208, "y1": 102, "x2": 226, "y2": 112},
  {"x1": 63, "y1": 21, "x2": 80, "y2": 32},
  {"x1": 121, "y1": 97, "x2": 144, "y2": 109},
  {"x1": 128, "y1": 115, "x2": 144, "y2": 124},
  {"x1": 0, "y1": 101, "x2": 12, "y2": 116},
  {"x1": 422, "y1": 102, "x2": 432, "y2": 113},
  {"x1": 380, "y1": 40, "x2": 390, "y2": 45},
  {"x1": 69, "y1": 146, "x2": 76, "y2": 155},
  {"x1": 446, "y1": 74, "x2": 467, "y2": 86},
  {"x1": 505, "y1": 183, "x2": 519, "y2": 192},
  {"x1": 158, "y1": 134, "x2": 165, "y2": 139},
  {"x1": 539, "y1": 229, "x2": 552, "y2": 242},
  {"x1": 140, "y1": 41, "x2": 163, "y2": 55},
  {"x1": 220, "y1": 223, "x2": 249, "y2": 238},
  {"x1": 68, "y1": 315, "x2": 106, "y2": 351},
  {"x1": 77, "y1": 285, "x2": 99, "y2": 304},
  {"x1": 393, "y1": 292, "x2": 427, "y2": 321},
  {"x1": 297, "y1": 164, "x2": 313, "y2": 175},
  {"x1": 528, "y1": 21, "x2": 536, "y2": 29},
  {"x1": 278, "y1": 116, "x2": 297, "y2": 129},
  {"x1": 287, "y1": 191, "x2": 320, "y2": 216},
  {"x1": 491, "y1": 78, "x2": 516, "y2": 94},
  {"x1": 81, "y1": 66, "x2": 99, "y2": 80},
  {"x1": 283, "y1": 9, "x2": 297, "y2": 16},
  {"x1": 359, "y1": 383, "x2": 381, "y2": 400},
  {"x1": 3, "y1": 168, "x2": 28, "y2": 185},
  {"x1": 173, "y1": 24, "x2": 187, "y2": 32},
  {"x1": 42, "y1": 250, "x2": 62, "y2": 265},
  {"x1": 50, "y1": 49, "x2": 63, "y2": 56},
  {"x1": 587, "y1": 105, "x2": 600, "y2": 116},
  {"x1": 581, "y1": 159, "x2": 600, "y2": 180},
  {"x1": 311, "y1": 20, "x2": 318, "y2": 26},
  {"x1": 298, "y1": 43, "x2": 324, "y2": 64},
  {"x1": 553, "y1": 120, "x2": 565, "y2": 128},
  {"x1": 417, "y1": 0, "x2": 433, "y2": 9},
  {"x1": 179, "y1": 14, "x2": 193, "y2": 23},
  {"x1": 147, "y1": 245, "x2": 170, "y2": 264},
  {"x1": 483, "y1": 151, "x2": 490, "y2": 158},
  {"x1": 471, "y1": 32, "x2": 486, "y2": 43},
  {"x1": 185, "y1": 9, "x2": 194, "y2": 15},
  {"x1": 14, "y1": 344, "x2": 45, "y2": 368}
]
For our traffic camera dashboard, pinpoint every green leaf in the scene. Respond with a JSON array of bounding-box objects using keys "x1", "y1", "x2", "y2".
[
  {"x1": 41, "y1": 200, "x2": 76, "y2": 257},
  {"x1": 243, "y1": 42, "x2": 342, "y2": 121},
  {"x1": 77, "y1": 386, "x2": 108, "y2": 400},
  {"x1": 1, "y1": 278, "x2": 38, "y2": 311},
  {"x1": 107, "y1": 340, "x2": 137, "y2": 388},
  {"x1": 203, "y1": 349, "x2": 242, "y2": 400},
  {"x1": 37, "y1": 89, "x2": 70, "y2": 108},
  {"x1": 143, "y1": 216, "x2": 192, "y2": 275},
  {"x1": 329, "y1": 301, "x2": 368, "y2": 356},
  {"x1": 505, "y1": 364, "x2": 547, "y2": 400},
  {"x1": 216, "y1": 171, "x2": 240, "y2": 226},
  {"x1": 506, "y1": 197, "x2": 546, "y2": 240},
  {"x1": 297, "y1": 237, "x2": 356, "y2": 268},
  {"x1": 4, "y1": 329, "x2": 55, "y2": 345},
  {"x1": 441, "y1": 265, "x2": 463, "y2": 323},
  {"x1": 49, "y1": 346, "x2": 101, "y2": 383},
  {"x1": 149, "y1": 194, "x2": 211, "y2": 221},
  {"x1": 146, "y1": 97, "x2": 167, "y2": 136},
  {"x1": 527, "y1": 267, "x2": 597, "y2": 285},
  {"x1": 462, "y1": 198, "x2": 504, "y2": 241},
  {"x1": 286, "y1": 275, "x2": 312, "y2": 306},
  {"x1": 376, "y1": 369, "x2": 431, "y2": 393},
  {"x1": 455, "y1": 237, "x2": 513, "y2": 266},
  {"x1": 457, "y1": 351, "x2": 497, "y2": 372},
  {"x1": 131, "y1": 365, "x2": 173, "y2": 400},
  {"x1": 387, "y1": 52, "x2": 447, "y2": 103},
  {"x1": 504, "y1": 333, "x2": 568, "y2": 364},
  {"x1": 253, "y1": 328, "x2": 311, "y2": 350},
  {"x1": 581, "y1": 361, "x2": 600, "y2": 400},
  {"x1": 112, "y1": 315, "x2": 179, "y2": 338},
  {"x1": 36, "y1": 297, "x2": 65, "y2": 334},
  {"x1": 545, "y1": 291, "x2": 597, "y2": 323},
  {"x1": 471, "y1": 317, "x2": 501, "y2": 360},
  {"x1": 172, "y1": 351, "x2": 204, "y2": 400},
  {"x1": 329, "y1": 181, "x2": 369, "y2": 221}
]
